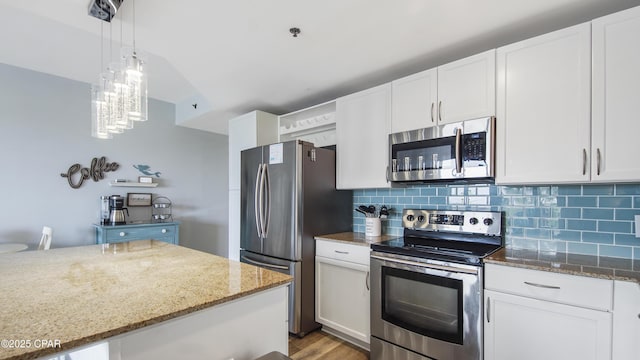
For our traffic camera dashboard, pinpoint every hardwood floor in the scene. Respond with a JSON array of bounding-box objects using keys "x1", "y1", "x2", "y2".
[{"x1": 289, "y1": 330, "x2": 369, "y2": 360}]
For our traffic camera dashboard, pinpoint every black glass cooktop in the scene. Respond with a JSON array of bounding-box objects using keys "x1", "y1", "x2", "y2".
[{"x1": 371, "y1": 234, "x2": 502, "y2": 266}]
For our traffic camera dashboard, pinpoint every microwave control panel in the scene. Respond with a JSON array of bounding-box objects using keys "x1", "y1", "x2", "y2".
[{"x1": 462, "y1": 132, "x2": 486, "y2": 161}]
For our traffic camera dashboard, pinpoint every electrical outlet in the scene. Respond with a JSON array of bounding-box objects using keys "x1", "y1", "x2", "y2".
[{"x1": 636, "y1": 215, "x2": 640, "y2": 238}]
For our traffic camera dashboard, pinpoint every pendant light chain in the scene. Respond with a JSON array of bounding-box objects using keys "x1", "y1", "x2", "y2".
[
  {"x1": 109, "y1": 20, "x2": 113, "y2": 65},
  {"x1": 100, "y1": 22, "x2": 104, "y2": 73},
  {"x1": 132, "y1": 0, "x2": 136, "y2": 52}
]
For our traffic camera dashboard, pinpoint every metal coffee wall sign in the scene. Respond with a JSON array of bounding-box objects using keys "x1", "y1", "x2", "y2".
[{"x1": 60, "y1": 156, "x2": 119, "y2": 189}]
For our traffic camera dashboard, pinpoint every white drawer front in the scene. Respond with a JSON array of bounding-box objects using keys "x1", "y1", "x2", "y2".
[
  {"x1": 316, "y1": 239, "x2": 370, "y2": 265},
  {"x1": 485, "y1": 263, "x2": 613, "y2": 311}
]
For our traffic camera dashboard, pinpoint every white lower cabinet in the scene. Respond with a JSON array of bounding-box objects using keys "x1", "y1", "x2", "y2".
[
  {"x1": 484, "y1": 264, "x2": 613, "y2": 360},
  {"x1": 612, "y1": 280, "x2": 640, "y2": 360},
  {"x1": 315, "y1": 240, "x2": 370, "y2": 349}
]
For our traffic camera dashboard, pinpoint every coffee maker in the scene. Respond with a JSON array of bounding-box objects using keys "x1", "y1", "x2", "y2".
[{"x1": 108, "y1": 195, "x2": 129, "y2": 225}]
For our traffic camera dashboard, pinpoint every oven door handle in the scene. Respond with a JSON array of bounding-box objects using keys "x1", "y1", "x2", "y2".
[{"x1": 371, "y1": 255, "x2": 478, "y2": 275}]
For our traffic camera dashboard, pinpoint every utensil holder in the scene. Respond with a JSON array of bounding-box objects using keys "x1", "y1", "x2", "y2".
[{"x1": 365, "y1": 218, "x2": 381, "y2": 237}]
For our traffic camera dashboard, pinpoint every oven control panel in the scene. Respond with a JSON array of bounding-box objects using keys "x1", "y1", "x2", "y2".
[{"x1": 402, "y1": 209, "x2": 502, "y2": 236}]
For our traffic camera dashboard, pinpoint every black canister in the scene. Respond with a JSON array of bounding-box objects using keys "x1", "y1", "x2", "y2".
[{"x1": 109, "y1": 195, "x2": 125, "y2": 209}]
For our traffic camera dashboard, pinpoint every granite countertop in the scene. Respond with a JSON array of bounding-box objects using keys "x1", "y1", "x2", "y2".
[
  {"x1": 485, "y1": 248, "x2": 640, "y2": 284},
  {"x1": 0, "y1": 240, "x2": 291, "y2": 360},
  {"x1": 315, "y1": 231, "x2": 398, "y2": 246}
]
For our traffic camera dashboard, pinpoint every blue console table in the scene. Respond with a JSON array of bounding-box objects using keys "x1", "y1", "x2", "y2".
[{"x1": 94, "y1": 222, "x2": 180, "y2": 245}]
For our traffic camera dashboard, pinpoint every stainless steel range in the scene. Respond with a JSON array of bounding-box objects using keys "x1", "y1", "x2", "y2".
[{"x1": 370, "y1": 209, "x2": 503, "y2": 360}]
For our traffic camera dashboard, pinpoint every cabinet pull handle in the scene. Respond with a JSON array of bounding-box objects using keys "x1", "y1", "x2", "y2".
[
  {"x1": 596, "y1": 148, "x2": 601, "y2": 176},
  {"x1": 438, "y1": 101, "x2": 442, "y2": 122},
  {"x1": 430, "y1": 102, "x2": 435, "y2": 123},
  {"x1": 486, "y1": 297, "x2": 490, "y2": 323},
  {"x1": 334, "y1": 250, "x2": 349, "y2": 254},
  {"x1": 119, "y1": 232, "x2": 126, "y2": 237},
  {"x1": 366, "y1": 271, "x2": 370, "y2": 291},
  {"x1": 161, "y1": 229, "x2": 167, "y2": 233},
  {"x1": 582, "y1": 149, "x2": 587, "y2": 175},
  {"x1": 524, "y1": 281, "x2": 560, "y2": 290}
]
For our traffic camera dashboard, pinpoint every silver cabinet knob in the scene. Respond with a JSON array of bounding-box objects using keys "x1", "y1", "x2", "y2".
[
  {"x1": 119, "y1": 232, "x2": 125, "y2": 237},
  {"x1": 161, "y1": 229, "x2": 167, "y2": 234}
]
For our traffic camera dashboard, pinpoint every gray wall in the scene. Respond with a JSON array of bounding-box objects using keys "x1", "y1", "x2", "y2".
[{"x1": 0, "y1": 63, "x2": 229, "y2": 256}]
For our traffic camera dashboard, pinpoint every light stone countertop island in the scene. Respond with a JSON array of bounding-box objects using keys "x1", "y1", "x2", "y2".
[{"x1": 0, "y1": 240, "x2": 292, "y2": 360}]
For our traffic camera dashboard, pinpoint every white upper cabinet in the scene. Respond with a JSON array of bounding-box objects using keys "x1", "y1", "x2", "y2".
[
  {"x1": 437, "y1": 49, "x2": 496, "y2": 124},
  {"x1": 592, "y1": 6, "x2": 640, "y2": 183},
  {"x1": 228, "y1": 111, "x2": 278, "y2": 191},
  {"x1": 391, "y1": 49, "x2": 495, "y2": 133},
  {"x1": 336, "y1": 83, "x2": 392, "y2": 189},
  {"x1": 391, "y1": 68, "x2": 437, "y2": 133},
  {"x1": 495, "y1": 23, "x2": 591, "y2": 184}
]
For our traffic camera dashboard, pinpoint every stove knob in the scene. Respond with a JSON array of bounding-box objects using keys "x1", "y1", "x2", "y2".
[
  {"x1": 469, "y1": 217, "x2": 479, "y2": 225},
  {"x1": 417, "y1": 215, "x2": 425, "y2": 223},
  {"x1": 406, "y1": 214, "x2": 415, "y2": 221},
  {"x1": 483, "y1": 218, "x2": 494, "y2": 226}
]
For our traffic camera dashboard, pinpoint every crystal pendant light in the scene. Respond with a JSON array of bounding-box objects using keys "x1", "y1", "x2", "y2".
[
  {"x1": 122, "y1": 48, "x2": 148, "y2": 122},
  {"x1": 123, "y1": 0, "x2": 147, "y2": 122},
  {"x1": 101, "y1": 69, "x2": 124, "y2": 134},
  {"x1": 90, "y1": 0, "x2": 148, "y2": 139},
  {"x1": 91, "y1": 84, "x2": 111, "y2": 139},
  {"x1": 111, "y1": 61, "x2": 133, "y2": 130}
]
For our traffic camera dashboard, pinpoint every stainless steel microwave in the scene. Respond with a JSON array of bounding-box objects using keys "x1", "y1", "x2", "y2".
[{"x1": 389, "y1": 116, "x2": 495, "y2": 183}]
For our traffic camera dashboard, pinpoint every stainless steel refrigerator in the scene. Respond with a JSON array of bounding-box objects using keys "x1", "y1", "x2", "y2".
[{"x1": 240, "y1": 140, "x2": 352, "y2": 336}]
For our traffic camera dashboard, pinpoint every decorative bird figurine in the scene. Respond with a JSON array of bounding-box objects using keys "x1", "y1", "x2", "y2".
[{"x1": 133, "y1": 164, "x2": 161, "y2": 178}]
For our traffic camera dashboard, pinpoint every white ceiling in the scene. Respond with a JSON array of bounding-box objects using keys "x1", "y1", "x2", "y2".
[{"x1": 1, "y1": 0, "x2": 639, "y2": 134}]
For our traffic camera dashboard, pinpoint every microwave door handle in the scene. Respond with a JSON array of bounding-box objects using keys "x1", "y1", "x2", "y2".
[
  {"x1": 254, "y1": 164, "x2": 263, "y2": 238},
  {"x1": 455, "y1": 127, "x2": 462, "y2": 174}
]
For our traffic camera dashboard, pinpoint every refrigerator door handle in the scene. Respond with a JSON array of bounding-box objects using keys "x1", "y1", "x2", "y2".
[
  {"x1": 263, "y1": 164, "x2": 271, "y2": 237},
  {"x1": 258, "y1": 163, "x2": 267, "y2": 238},
  {"x1": 254, "y1": 164, "x2": 263, "y2": 238},
  {"x1": 241, "y1": 255, "x2": 289, "y2": 271}
]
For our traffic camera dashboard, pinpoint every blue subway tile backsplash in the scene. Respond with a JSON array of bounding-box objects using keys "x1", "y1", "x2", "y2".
[{"x1": 353, "y1": 183, "x2": 640, "y2": 260}]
